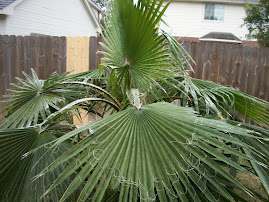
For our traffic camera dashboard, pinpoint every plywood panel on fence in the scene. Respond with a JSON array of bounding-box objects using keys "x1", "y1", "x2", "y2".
[
  {"x1": 66, "y1": 37, "x2": 74, "y2": 73},
  {"x1": 66, "y1": 36, "x2": 90, "y2": 125},
  {"x1": 67, "y1": 36, "x2": 89, "y2": 74},
  {"x1": 81, "y1": 36, "x2": 89, "y2": 72},
  {"x1": 73, "y1": 37, "x2": 82, "y2": 74}
]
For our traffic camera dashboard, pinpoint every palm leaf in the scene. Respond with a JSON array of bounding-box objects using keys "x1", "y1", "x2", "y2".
[
  {"x1": 0, "y1": 69, "x2": 122, "y2": 128},
  {"x1": 162, "y1": 29, "x2": 195, "y2": 74},
  {"x1": 227, "y1": 120, "x2": 269, "y2": 196},
  {"x1": 99, "y1": 0, "x2": 179, "y2": 96},
  {"x1": 0, "y1": 127, "x2": 73, "y2": 201},
  {"x1": 190, "y1": 78, "x2": 269, "y2": 127},
  {"x1": 0, "y1": 70, "x2": 69, "y2": 128},
  {"x1": 39, "y1": 102, "x2": 266, "y2": 201}
]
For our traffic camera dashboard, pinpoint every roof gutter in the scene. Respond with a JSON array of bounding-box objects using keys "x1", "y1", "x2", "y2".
[{"x1": 199, "y1": 38, "x2": 242, "y2": 43}]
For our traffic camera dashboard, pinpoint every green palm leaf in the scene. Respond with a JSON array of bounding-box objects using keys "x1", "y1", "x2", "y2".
[
  {"x1": 190, "y1": 78, "x2": 269, "y2": 127},
  {"x1": 227, "y1": 120, "x2": 269, "y2": 196},
  {"x1": 40, "y1": 102, "x2": 266, "y2": 201},
  {"x1": 0, "y1": 69, "x2": 122, "y2": 128},
  {"x1": 0, "y1": 0, "x2": 268, "y2": 201},
  {"x1": 100, "y1": 0, "x2": 178, "y2": 96},
  {"x1": 0, "y1": 70, "x2": 69, "y2": 128},
  {"x1": 0, "y1": 127, "x2": 72, "y2": 201}
]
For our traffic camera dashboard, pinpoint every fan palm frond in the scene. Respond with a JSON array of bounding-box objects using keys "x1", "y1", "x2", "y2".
[
  {"x1": 100, "y1": 0, "x2": 179, "y2": 96},
  {"x1": 39, "y1": 102, "x2": 266, "y2": 201},
  {"x1": 227, "y1": 120, "x2": 269, "y2": 195},
  {"x1": 190, "y1": 78, "x2": 269, "y2": 127},
  {"x1": 0, "y1": 127, "x2": 72, "y2": 201},
  {"x1": 0, "y1": 70, "x2": 70, "y2": 128},
  {"x1": 0, "y1": 0, "x2": 268, "y2": 201},
  {"x1": 0, "y1": 69, "x2": 122, "y2": 129}
]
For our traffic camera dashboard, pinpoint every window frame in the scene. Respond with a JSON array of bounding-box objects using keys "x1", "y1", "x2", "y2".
[{"x1": 203, "y1": 4, "x2": 225, "y2": 22}]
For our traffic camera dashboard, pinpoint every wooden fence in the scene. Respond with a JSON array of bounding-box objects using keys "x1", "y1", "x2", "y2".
[
  {"x1": 0, "y1": 35, "x2": 268, "y2": 120},
  {"x1": 0, "y1": 35, "x2": 102, "y2": 122},
  {"x1": 0, "y1": 35, "x2": 102, "y2": 97},
  {"x1": 0, "y1": 35, "x2": 66, "y2": 96},
  {"x1": 178, "y1": 40, "x2": 269, "y2": 101}
]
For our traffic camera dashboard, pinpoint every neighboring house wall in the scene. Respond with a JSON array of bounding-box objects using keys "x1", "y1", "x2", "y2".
[
  {"x1": 0, "y1": 0, "x2": 100, "y2": 36},
  {"x1": 163, "y1": 2, "x2": 249, "y2": 40}
]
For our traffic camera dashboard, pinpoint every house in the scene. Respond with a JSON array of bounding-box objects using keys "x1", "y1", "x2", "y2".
[
  {"x1": 0, "y1": 0, "x2": 102, "y2": 36},
  {"x1": 162, "y1": 0, "x2": 260, "y2": 41}
]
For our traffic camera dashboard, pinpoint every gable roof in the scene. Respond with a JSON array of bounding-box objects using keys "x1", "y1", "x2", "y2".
[
  {"x1": 172, "y1": 0, "x2": 260, "y2": 4},
  {"x1": 199, "y1": 32, "x2": 242, "y2": 43}
]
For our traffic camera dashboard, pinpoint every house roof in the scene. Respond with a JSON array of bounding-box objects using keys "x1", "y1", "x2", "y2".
[
  {"x1": 0, "y1": 0, "x2": 16, "y2": 9},
  {"x1": 0, "y1": 0, "x2": 101, "y2": 32},
  {"x1": 0, "y1": 0, "x2": 101, "y2": 11},
  {"x1": 172, "y1": 0, "x2": 260, "y2": 4},
  {"x1": 199, "y1": 32, "x2": 242, "y2": 43}
]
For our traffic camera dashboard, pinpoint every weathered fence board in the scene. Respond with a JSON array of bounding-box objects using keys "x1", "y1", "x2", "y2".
[
  {"x1": 0, "y1": 35, "x2": 66, "y2": 86},
  {"x1": 89, "y1": 36, "x2": 97, "y2": 70},
  {"x1": 0, "y1": 35, "x2": 66, "y2": 120},
  {"x1": 89, "y1": 36, "x2": 104, "y2": 70},
  {"x1": 180, "y1": 40, "x2": 269, "y2": 101}
]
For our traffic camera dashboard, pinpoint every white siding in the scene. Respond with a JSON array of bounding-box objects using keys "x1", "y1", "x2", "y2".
[
  {"x1": 1, "y1": 0, "x2": 99, "y2": 36},
  {"x1": 163, "y1": 2, "x2": 249, "y2": 40}
]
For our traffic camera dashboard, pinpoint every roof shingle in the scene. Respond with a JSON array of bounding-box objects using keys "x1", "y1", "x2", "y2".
[{"x1": 0, "y1": 0, "x2": 16, "y2": 9}]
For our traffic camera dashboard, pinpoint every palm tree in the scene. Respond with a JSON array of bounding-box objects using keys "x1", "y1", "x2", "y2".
[{"x1": 0, "y1": 0, "x2": 268, "y2": 201}]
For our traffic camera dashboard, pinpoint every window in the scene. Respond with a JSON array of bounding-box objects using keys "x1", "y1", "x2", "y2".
[{"x1": 204, "y1": 4, "x2": 225, "y2": 21}]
